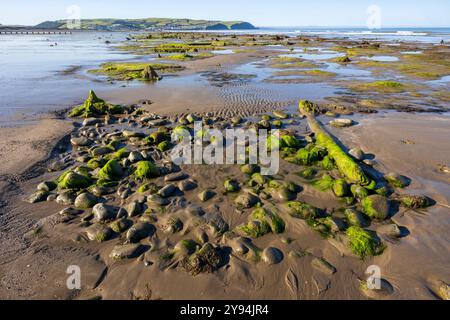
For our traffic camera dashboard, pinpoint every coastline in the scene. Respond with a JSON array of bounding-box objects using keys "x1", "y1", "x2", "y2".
[{"x1": 0, "y1": 31, "x2": 449, "y2": 300}]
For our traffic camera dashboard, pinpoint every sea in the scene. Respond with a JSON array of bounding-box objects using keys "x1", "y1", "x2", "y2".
[{"x1": 1, "y1": 27, "x2": 449, "y2": 122}]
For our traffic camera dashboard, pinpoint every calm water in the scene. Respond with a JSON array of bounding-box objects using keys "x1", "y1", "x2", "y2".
[
  {"x1": 0, "y1": 32, "x2": 138, "y2": 119},
  {"x1": 1, "y1": 27, "x2": 449, "y2": 121}
]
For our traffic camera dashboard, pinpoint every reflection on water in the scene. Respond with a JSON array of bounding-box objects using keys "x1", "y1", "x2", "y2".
[
  {"x1": 427, "y1": 75, "x2": 450, "y2": 85},
  {"x1": 211, "y1": 49, "x2": 235, "y2": 55},
  {"x1": 401, "y1": 51, "x2": 423, "y2": 55},
  {"x1": 279, "y1": 51, "x2": 345, "y2": 61}
]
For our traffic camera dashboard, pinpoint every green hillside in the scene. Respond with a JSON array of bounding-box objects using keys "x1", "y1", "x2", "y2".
[{"x1": 35, "y1": 18, "x2": 256, "y2": 31}]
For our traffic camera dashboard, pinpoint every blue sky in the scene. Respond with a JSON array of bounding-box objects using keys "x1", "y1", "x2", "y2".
[{"x1": 1, "y1": 0, "x2": 450, "y2": 27}]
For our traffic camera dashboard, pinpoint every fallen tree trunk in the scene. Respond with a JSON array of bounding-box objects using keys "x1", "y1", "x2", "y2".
[{"x1": 299, "y1": 100, "x2": 370, "y2": 186}]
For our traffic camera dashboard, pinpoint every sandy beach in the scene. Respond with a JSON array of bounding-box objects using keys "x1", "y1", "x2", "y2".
[{"x1": 0, "y1": 31, "x2": 449, "y2": 300}]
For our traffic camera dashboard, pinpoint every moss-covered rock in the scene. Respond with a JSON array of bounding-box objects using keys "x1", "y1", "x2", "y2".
[
  {"x1": 237, "y1": 207, "x2": 285, "y2": 238},
  {"x1": 87, "y1": 158, "x2": 106, "y2": 169},
  {"x1": 286, "y1": 201, "x2": 321, "y2": 219},
  {"x1": 110, "y1": 219, "x2": 132, "y2": 233},
  {"x1": 315, "y1": 132, "x2": 370, "y2": 185},
  {"x1": 68, "y1": 90, "x2": 123, "y2": 118},
  {"x1": 56, "y1": 171, "x2": 92, "y2": 190},
  {"x1": 135, "y1": 161, "x2": 160, "y2": 180},
  {"x1": 396, "y1": 194, "x2": 431, "y2": 209},
  {"x1": 240, "y1": 164, "x2": 259, "y2": 175},
  {"x1": 175, "y1": 239, "x2": 198, "y2": 256},
  {"x1": 345, "y1": 208, "x2": 370, "y2": 227},
  {"x1": 37, "y1": 181, "x2": 57, "y2": 192},
  {"x1": 172, "y1": 125, "x2": 191, "y2": 142},
  {"x1": 281, "y1": 135, "x2": 301, "y2": 149},
  {"x1": 224, "y1": 178, "x2": 240, "y2": 193},
  {"x1": 299, "y1": 100, "x2": 319, "y2": 115},
  {"x1": 138, "y1": 182, "x2": 159, "y2": 194},
  {"x1": 362, "y1": 195, "x2": 390, "y2": 220},
  {"x1": 234, "y1": 192, "x2": 260, "y2": 209},
  {"x1": 385, "y1": 172, "x2": 410, "y2": 188},
  {"x1": 98, "y1": 160, "x2": 123, "y2": 181},
  {"x1": 74, "y1": 192, "x2": 98, "y2": 209},
  {"x1": 297, "y1": 168, "x2": 317, "y2": 180},
  {"x1": 111, "y1": 147, "x2": 129, "y2": 160},
  {"x1": 157, "y1": 141, "x2": 171, "y2": 152},
  {"x1": 25, "y1": 190, "x2": 49, "y2": 204},
  {"x1": 332, "y1": 179, "x2": 349, "y2": 197},
  {"x1": 148, "y1": 131, "x2": 170, "y2": 145},
  {"x1": 320, "y1": 155, "x2": 335, "y2": 170},
  {"x1": 312, "y1": 174, "x2": 334, "y2": 191},
  {"x1": 250, "y1": 173, "x2": 267, "y2": 186},
  {"x1": 180, "y1": 243, "x2": 223, "y2": 276},
  {"x1": 351, "y1": 184, "x2": 370, "y2": 199},
  {"x1": 296, "y1": 148, "x2": 313, "y2": 165}
]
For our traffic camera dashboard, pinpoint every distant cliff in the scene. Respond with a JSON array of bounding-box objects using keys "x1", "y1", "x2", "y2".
[{"x1": 35, "y1": 18, "x2": 257, "y2": 31}]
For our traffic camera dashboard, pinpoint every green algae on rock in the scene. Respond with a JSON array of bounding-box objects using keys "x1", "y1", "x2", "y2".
[
  {"x1": 362, "y1": 195, "x2": 390, "y2": 220},
  {"x1": 285, "y1": 201, "x2": 321, "y2": 219},
  {"x1": 157, "y1": 141, "x2": 171, "y2": 152},
  {"x1": 89, "y1": 62, "x2": 184, "y2": 81},
  {"x1": 299, "y1": 100, "x2": 370, "y2": 186},
  {"x1": 395, "y1": 194, "x2": 431, "y2": 209},
  {"x1": 56, "y1": 171, "x2": 92, "y2": 190},
  {"x1": 98, "y1": 160, "x2": 124, "y2": 181},
  {"x1": 224, "y1": 178, "x2": 240, "y2": 193},
  {"x1": 135, "y1": 161, "x2": 160, "y2": 180},
  {"x1": 333, "y1": 179, "x2": 349, "y2": 197},
  {"x1": 237, "y1": 207, "x2": 285, "y2": 238}
]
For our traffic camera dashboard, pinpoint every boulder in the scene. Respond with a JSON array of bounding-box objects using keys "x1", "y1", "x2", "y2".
[
  {"x1": 362, "y1": 195, "x2": 390, "y2": 220},
  {"x1": 110, "y1": 244, "x2": 146, "y2": 260},
  {"x1": 262, "y1": 247, "x2": 283, "y2": 265},
  {"x1": 93, "y1": 203, "x2": 117, "y2": 221},
  {"x1": 85, "y1": 224, "x2": 112, "y2": 242},
  {"x1": 74, "y1": 192, "x2": 98, "y2": 209},
  {"x1": 158, "y1": 184, "x2": 176, "y2": 198},
  {"x1": 126, "y1": 222, "x2": 155, "y2": 243}
]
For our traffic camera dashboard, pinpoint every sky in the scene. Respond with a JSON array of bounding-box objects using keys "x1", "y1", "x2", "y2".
[{"x1": 1, "y1": 0, "x2": 450, "y2": 27}]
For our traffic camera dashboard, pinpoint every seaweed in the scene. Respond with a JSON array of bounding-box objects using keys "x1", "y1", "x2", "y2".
[
  {"x1": 98, "y1": 160, "x2": 124, "y2": 181},
  {"x1": 56, "y1": 171, "x2": 92, "y2": 190},
  {"x1": 332, "y1": 179, "x2": 349, "y2": 197},
  {"x1": 346, "y1": 226, "x2": 382, "y2": 259},
  {"x1": 237, "y1": 207, "x2": 285, "y2": 238},
  {"x1": 312, "y1": 174, "x2": 334, "y2": 192},
  {"x1": 68, "y1": 90, "x2": 124, "y2": 118},
  {"x1": 286, "y1": 201, "x2": 321, "y2": 219}
]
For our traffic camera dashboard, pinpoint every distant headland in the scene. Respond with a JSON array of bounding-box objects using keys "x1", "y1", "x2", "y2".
[{"x1": 30, "y1": 18, "x2": 257, "y2": 31}]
